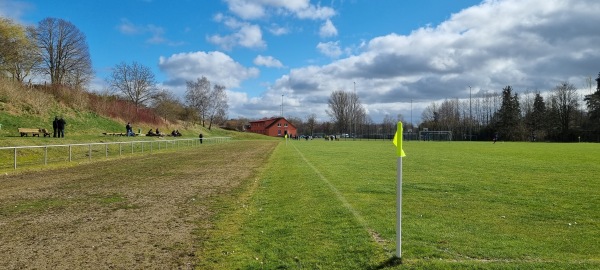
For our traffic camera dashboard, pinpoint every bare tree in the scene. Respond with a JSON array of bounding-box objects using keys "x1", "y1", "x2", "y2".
[
  {"x1": 107, "y1": 61, "x2": 157, "y2": 108},
  {"x1": 306, "y1": 113, "x2": 317, "y2": 136},
  {"x1": 421, "y1": 102, "x2": 439, "y2": 130},
  {"x1": 151, "y1": 89, "x2": 185, "y2": 123},
  {"x1": 382, "y1": 114, "x2": 395, "y2": 136},
  {"x1": 327, "y1": 90, "x2": 364, "y2": 134},
  {"x1": 35, "y1": 17, "x2": 92, "y2": 87},
  {"x1": 185, "y1": 77, "x2": 211, "y2": 126},
  {"x1": 549, "y1": 82, "x2": 579, "y2": 140},
  {"x1": 206, "y1": 84, "x2": 228, "y2": 130},
  {"x1": 327, "y1": 90, "x2": 349, "y2": 133}
]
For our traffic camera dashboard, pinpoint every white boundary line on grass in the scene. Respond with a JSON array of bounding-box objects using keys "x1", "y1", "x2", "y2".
[{"x1": 291, "y1": 143, "x2": 387, "y2": 247}]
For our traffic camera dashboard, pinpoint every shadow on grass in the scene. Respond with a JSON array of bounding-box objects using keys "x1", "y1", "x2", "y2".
[{"x1": 369, "y1": 256, "x2": 402, "y2": 269}]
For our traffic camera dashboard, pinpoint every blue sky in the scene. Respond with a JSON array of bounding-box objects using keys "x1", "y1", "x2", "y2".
[{"x1": 2, "y1": 0, "x2": 599, "y2": 124}]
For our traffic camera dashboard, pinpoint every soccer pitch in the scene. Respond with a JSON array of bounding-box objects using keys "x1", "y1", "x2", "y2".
[{"x1": 200, "y1": 140, "x2": 600, "y2": 269}]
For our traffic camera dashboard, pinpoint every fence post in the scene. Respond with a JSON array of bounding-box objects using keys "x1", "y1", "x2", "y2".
[
  {"x1": 69, "y1": 145, "x2": 72, "y2": 162},
  {"x1": 14, "y1": 148, "x2": 17, "y2": 169},
  {"x1": 131, "y1": 142, "x2": 134, "y2": 154},
  {"x1": 45, "y1": 146, "x2": 48, "y2": 165},
  {"x1": 105, "y1": 144, "x2": 108, "y2": 158},
  {"x1": 119, "y1": 143, "x2": 122, "y2": 156},
  {"x1": 88, "y1": 145, "x2": 92, "y2": 161}
]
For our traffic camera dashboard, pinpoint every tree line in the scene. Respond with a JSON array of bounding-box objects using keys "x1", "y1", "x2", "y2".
[
  {"x1": 321, "y1": 76, "x2": 600, "y2": 142},
  {"x1": 419, "y1": 78, "x2": 600, "y2": 142},
  {"x1": 1, "y1": 16, "x2": 227, "y2": 129}
]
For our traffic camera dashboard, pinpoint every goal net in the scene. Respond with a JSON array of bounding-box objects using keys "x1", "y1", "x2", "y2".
[{"x1": 419, "y1": 131, "x2": 453, "y2": 141}]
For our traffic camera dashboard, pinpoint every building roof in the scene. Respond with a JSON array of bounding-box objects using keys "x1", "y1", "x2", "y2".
[{"x1": 250, "y1": 117, "x2": 296, "y2": 129}]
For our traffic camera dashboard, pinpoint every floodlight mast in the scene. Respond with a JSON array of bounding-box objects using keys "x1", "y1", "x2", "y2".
[
  {"x1": 354, "y1": 81, "x2": 357, "y2": 139},
  {"x1": 469, "y1": 86, "x2": 472, "y2": 141},
  {"x1": 410, "y1": 99, "x2": 413, "y2": 140}
]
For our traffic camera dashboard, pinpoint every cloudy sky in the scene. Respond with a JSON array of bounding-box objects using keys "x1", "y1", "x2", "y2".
[{"x1": 1, "y1": 0, "x2": 599, "y2": 124}]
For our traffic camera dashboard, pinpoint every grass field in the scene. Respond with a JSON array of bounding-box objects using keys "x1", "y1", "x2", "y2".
[
  {"x1": 1, "y1": 139, "x2": 598, "y2": 269},
  {"x1": 199, "y1": 140, "x2": 600, "y2": 269}
]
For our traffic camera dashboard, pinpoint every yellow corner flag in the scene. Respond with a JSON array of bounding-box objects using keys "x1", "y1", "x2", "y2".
[{"x1": 393, "y1": 121, "x2": 406, "y2": 157}]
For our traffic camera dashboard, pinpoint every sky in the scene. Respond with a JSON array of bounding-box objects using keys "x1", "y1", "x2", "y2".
[{"x1": 1, "y1": 0, "x2": 599, "y2": 125}]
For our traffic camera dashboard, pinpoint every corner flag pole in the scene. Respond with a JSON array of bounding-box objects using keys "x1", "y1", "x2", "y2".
[{"x1": 393, "y1": 121, "x2": 406, "y2": 259}]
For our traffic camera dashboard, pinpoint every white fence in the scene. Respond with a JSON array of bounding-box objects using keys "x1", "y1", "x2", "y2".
[{"x1": 0, "y1": 137, "x2": 231, "y2": 170}]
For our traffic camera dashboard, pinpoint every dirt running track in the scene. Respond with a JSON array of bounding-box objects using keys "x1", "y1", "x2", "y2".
[{"x1": 0, "y1": 140, "x2": 278, "y2": 269}]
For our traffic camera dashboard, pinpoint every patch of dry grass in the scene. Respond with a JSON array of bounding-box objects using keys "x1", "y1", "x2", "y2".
[{"x1": 0, "y1": 140, "x2": 278, "y2": 269}]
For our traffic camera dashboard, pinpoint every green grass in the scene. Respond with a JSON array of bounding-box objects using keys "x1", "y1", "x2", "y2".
[
  {"x1": 0, "y1": 109, "x2": 274, "y2": 149},
  {"x1": 199, "y1": 140, "x2": 600, "y2": 269}
]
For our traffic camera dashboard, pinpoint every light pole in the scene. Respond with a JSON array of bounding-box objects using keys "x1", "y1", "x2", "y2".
[
  {"x1": 469, "y1": 86, "x2": 472, "y2": 141},
  {"x1": 410, "y1": 99, "x2": 413, "y2": 141},
  {"x1": 353, "y1": 81, "x2": 357, "y2": 140}
]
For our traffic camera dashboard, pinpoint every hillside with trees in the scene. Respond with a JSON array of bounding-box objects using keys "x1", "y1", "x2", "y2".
[{"x1": 0, "y1": 16, "x2": 232, "y2": 141}]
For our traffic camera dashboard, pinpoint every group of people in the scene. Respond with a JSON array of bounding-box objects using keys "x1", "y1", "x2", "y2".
[
  {"x1": 52, "y1": 116, "x2": 66, "y2": 138},
  {"x1": 146, "y1": 128, "x2": 162, "y2": 137}
]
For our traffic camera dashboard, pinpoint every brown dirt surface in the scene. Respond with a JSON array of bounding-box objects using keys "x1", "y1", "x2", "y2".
[{"x1": 0, "y1": 140, "x2": 278, "y2": 269}]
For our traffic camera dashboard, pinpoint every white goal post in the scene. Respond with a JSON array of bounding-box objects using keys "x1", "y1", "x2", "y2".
[{"x1": 419, "y1": 130, "x2": 453, "y2": 141}]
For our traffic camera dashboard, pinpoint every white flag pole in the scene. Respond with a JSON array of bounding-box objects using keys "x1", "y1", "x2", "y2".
[
  {"x1": 396, "y1": 154, "x2": 403, "y2": 258},
  {"x1": 393, "y1": 121, "x2": 406, "y2": 259}
]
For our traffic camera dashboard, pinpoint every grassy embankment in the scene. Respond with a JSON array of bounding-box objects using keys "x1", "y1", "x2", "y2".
[
  {"x1": 0, "y1": 77, "x2": 270, "y2": 147},
  {"x1": 199, "y1": 140, "x2": 600, "y2": 269},
  {"x1": 0, "y1": 77, "x2": 274, "y2": 172}
]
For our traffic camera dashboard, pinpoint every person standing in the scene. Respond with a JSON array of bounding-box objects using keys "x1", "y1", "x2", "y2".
[
  {"x1": 199, "y1": 133, "x2": 203, "y2": 144},
  {"x1": 126, "y1": 122, "x2": 133, "y2": 136},
  {"x1": 52, "y1": 116, "x2": 59, "y2": 137},
  {"x1": 57, "y1": 117, "x2": 66, "y2": 138}
]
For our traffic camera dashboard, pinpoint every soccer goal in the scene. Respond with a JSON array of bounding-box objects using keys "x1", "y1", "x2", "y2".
[{"x1": 419, "y1": 130, "x2": 453, "y2": 141}]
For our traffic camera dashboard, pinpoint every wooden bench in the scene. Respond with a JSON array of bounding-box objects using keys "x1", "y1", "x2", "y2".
[
  {"x1": 18, "y1": 128, "x2": 51, "y2": 137},
  {"x1": 102, "y1": 132, "x2": 126, "y2": 136}
]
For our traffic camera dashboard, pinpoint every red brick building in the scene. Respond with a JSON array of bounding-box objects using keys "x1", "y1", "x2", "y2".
[{"x1": 247, "y1": 117, "x2": 297, "y2": 137}]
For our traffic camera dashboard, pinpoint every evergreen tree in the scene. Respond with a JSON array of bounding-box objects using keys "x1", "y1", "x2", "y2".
[
  {"x1": 525, "y1": 93, "x2": 546, "y2": 141},
  {"x1": 584, "y1": 73, "x2": 600, "y2": 133},
  {"x1": 494, "y1": 86, "x2": 522, "y2": 141}
]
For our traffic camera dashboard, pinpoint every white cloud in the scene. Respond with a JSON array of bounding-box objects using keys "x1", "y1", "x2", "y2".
[
  {"x1": 158, "y1": 51, "x2": 260, "y2": 90},
  {"x1": 117, "y1": 19, "x2": 182, "y2": 46},
  {"x1": 254, "y1": 55, "x2": 284, "y2": 68},
  {"x1": 294, "y1": 3, "x2": 335, "y2": 20},
  {"x1": 253, "y1": 0, "x2": 600, "y2": 123},
  {"x1": 208, "y1": 16, "x2": 266, "y2": 50},
  {"x1": 117, "y1": 19, "x2": 139, "y2": 34},
  {"x1": 267, "y1": 24, "x2": 289, "y2": 36},
  {"x1": 0, "y1": 0, "x2": 32, "y2": 21},
  {"x1": 319, "y1": 19, "x2": 337, "y2": 38},
  {"x1": 223, "y1": 0, "x2": 267, "y2": 20},
  {"x1": 316, "y1": 41, "x2": 342, "y2": 58},
  {"x1": 223, "y1": 0, "x2": 334, "y2": 20}
]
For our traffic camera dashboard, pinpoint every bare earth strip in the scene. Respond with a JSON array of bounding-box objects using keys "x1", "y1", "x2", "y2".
[{"x1": 0, "y1": 140, "x2": 278, "y2": 269}]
